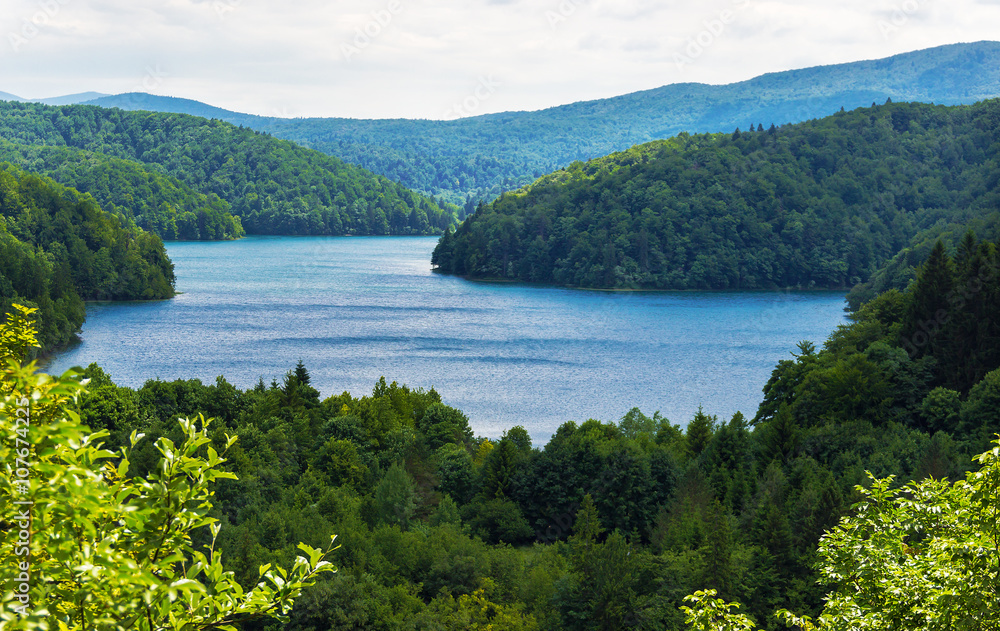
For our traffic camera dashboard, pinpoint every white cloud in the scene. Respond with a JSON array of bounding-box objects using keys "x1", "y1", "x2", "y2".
[{"x1": 0, "y1": 0, "x2": 996, "y2": 118}]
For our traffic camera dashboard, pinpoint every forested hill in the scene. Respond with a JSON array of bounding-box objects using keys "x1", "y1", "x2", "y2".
[
  {"x1": 0, "y1": 101, "x2": 458, "y2": 237},
  {"x1": 432, "y1": 99, "x2": 1000, "y2": 290},
  {"x1": 0, "y1": 140, "x2": 243, "y2": 240},
  {"x1": 77, "y1": 41, "x2": 1000, "y2": 206},
  {"x1": 0, "y1": 163, "x2": 174, "y2": 350}
]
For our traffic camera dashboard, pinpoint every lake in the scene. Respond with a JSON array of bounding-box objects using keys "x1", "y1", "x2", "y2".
[{"x1": 48, "y1": 236, "x2": 848, "y2": 444}]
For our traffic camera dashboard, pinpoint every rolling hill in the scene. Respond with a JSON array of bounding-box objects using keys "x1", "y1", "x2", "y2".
[
  {"x1": 0, "y1": 140, "x2": 243, "y2": 240},
  {"x1": 431, "y1": 99, "x2": 1000, "y2": 291},
  {"x1": 0, "y1": 101, "x2": 458, "y2": 237},
  {"x1": 59, "y1": 41, "x2": 1000, "y2": 206}
]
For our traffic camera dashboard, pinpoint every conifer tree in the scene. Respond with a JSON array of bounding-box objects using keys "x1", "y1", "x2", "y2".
[
  {"x1": 902, "y1": 240, "x2": 954, "y2": 362},
  {"x1": 956, "y1": 229, "x2": 978, "y2": 275},
  {"x1": 374, "y1": 462, "x2": 416, "y2": 528},
  {"x1": 571, "y1": 494, "x2": 603, "y2": 548},
  {"x1": 480, "y1": 438, "x2": 518, "y2": 499},
  {"x1": 758, "y1": 403, "x2": 798, "y2": 465},
  {"x1": 702, "y1": 500, "x2": 736, "y2": 599},
  {"x1": 687, "y1": 407, "x2": 716, "y2": 456}
]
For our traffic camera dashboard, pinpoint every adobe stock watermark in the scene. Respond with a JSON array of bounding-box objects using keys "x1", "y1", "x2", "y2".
[
  {"x1": 442, "y1": 76, "x2": 502, "y2": 120},
  {"x1": 877, "y1": 0, "x2": 929, "y2": 40},
  {"x1": 213, "y1": 0, "x2": 243, "y2": 19},
  {"x1": 546, "y1": 0, "x2": 583, "y2": 30},
  {"x1": 340, "y1": 0, "x2": 403, "y2": 62},
  {"x1": 673, "y1": 0, "x2": 752, "y2": 71},
  {"x1": 8, "y1": 394, "x2": 34, "y2": 617},
  {"x1": 8, "y1": 0, "x2": 72, "y2": 54},
  {"x1": 133, "y1": 64, "x2": 169, "y2": 93}
]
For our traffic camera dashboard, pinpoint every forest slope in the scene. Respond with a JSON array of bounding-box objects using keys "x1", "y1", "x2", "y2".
[
  {"x1": 432, "y1": 99, "x2": 1000, "y2": 290},
  {"x1": 0, "y1": 140, "x2": 243, "y2": 240},
  {"x1": 0, "y1": 101, "x2": 457, "y2": 236},
  {"x1": 0, "y1": 163, "x2": 175, "y2": 350}
]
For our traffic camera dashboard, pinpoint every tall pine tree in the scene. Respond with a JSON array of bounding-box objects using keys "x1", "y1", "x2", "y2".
[{"x1": 902, "y1": 240, "x2": 955, "y2": 363}]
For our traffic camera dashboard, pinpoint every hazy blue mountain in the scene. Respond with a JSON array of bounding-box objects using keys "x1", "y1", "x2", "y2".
[
  {"x1": 0, "y1": 91, "x2": 109, "y2": 105},
  {"x1": 80, "y1": 41, "x2": 1000, "y2": 205},
  {"x1": 81, "y1": 92, "x2": 244, "y2": 120},
  {"x1": 36, "y1": 92, "x2": 110, "y2": 105}
]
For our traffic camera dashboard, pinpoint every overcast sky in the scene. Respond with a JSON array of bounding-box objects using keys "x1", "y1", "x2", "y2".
[{"x1": 2, "y1": 0, "x2": 997, "y2": 119}]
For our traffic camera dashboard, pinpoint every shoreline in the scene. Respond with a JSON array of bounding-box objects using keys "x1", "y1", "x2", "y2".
[{"x1": 437, "y1": 271, "x2": 850, "y2": 294}]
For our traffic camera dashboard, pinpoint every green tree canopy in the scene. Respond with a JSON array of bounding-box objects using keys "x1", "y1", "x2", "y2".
[
  {"x1": 0, "y1": 306, "x2": 337, "y2": 630},
  {"x1": 433, "y1": 99, "x2": 1000, "y2": 290}
]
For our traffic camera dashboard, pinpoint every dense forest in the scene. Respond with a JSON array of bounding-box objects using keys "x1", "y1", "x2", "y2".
[
  {"x1": 80, "y1": 41, "x2": 1000, "y2": 205},
  {"x1": 0, "y1": 163, "x2": 174, "y2": 350},
  {"x1": 64, "y1": 234, "x2": 1000, "y2": 629},
  {"x1": 433, "y1": 99, "x2": 1000, "y2": 291},
  {"x1": 0, "y1": 140, "x2": 243, "y2": 240},
  {"x1": 0, "y1": 101, "x2": 458, "y2": 237}
]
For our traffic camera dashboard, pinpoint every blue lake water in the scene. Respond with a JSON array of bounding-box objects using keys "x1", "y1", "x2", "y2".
[{"x1": 48, "y1": 236, "x2": 848, "y2": 444}]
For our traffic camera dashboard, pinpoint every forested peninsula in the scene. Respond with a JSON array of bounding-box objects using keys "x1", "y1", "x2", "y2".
[
  {"x1": 36, "y1": 233, "x2": 997, "y2": 629},
  {"x1": 0, "y1": 163, "x2": 174, "y2": 350},
  {"x1": 433, "y1": 99, "x2": 1000, "y2": 291},
  {"x1": 0, "y1": 101, "x2": 457, "y2": 238}
]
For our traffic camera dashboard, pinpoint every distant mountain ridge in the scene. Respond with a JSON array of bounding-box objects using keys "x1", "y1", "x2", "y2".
[
  {"x1": 7, "y1": 42, "x2": 1000, "y2": 205},
  {"x1": 36, "y1": 92, "x2": 111, "y2": 106},
  {"x1": 0, "y1": 91, "x2": 109, "y2": 105},
  {"x1": 80, "y1": 93, "x2": 241, "y2": 120}
]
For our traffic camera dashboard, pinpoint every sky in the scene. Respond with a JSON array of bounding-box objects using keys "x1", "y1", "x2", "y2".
[{"x1": 1, "y1": 0, "x2": 997, "y2": 120}]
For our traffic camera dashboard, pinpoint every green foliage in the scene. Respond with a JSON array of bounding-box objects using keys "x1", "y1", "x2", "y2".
[
  {"x1": 757, "y1": 236, "x2": 1000, "y2": 440},
  {"x1": 0, "y1": 310, "x2": 336, "y2": 631},
  {"x1": 796, "y1": 450, "x2": 1000, "y2": 629},
  {"x1": 686, "y1": 408, "x2": 716, "y2": 456},
  {"x1": 435, "y1": 442, "x2": 475, "y2": 504},
  {"x1": 0, "y1": 303, "x2": 40, "y2": 364},
  {"x1": 413, "y1": 580, "x2": 539, "y2": 630},
  {"x1": 902, "y1": 240, "x2": 955, "y2": 360},
  {"x1": 0, "y1": 163, "x2": 174, "y2": 350},
  {"x1": 959, "y1": 368, "x2": 1000, "y2": 450},
  {"x1": 419, "y1": 402, "x2": 473, "y2": 450},
  {"x1": 464, "y1": 497, "x2": 534, "y2": 545},
  {"x1": 685, "y1": 438, "x2": 1000, "y2": 630},
  {"x1": 373, "y1": 462, "x2": 416, "y2": 529},
  {"x1": 681, "y1": 590, "x2": 755, "y2": 631},
  {"x1": 571, "y1": 494, "x2": 603, "y2": 549},
  {"x1": 429, "y1": 494, "x2": 462, "y2": 527},
  {"x1": 0, "y1": 139, "x2": 243, "y2": 240},
  {"x1": 433, "y1": 99, "x2": 1000, "y2": 290},
  {"x1": 920, "y1": 387, "x2": 961, "y2": 434},
  {"x1": 479, "y1": 435, "x2": 520, "y2": 499},
  {"x1": 0, "y1": 101, "x2": 458, "y2": 237}
]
